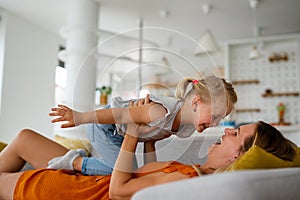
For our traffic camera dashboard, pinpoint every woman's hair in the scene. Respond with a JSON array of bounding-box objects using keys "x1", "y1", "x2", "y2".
[
  {"x1": 215, "y1": 121, "x2": 297, "y2": 173},
  {"x1": 175, "y1": 75, "x2": 237, "y2": 115},
  {"x1": 243, "y1": 121, "x2": 297, "y2": 161}
]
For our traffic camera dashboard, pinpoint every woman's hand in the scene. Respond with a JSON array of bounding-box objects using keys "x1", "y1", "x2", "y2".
[
  {"x1": 127, "y1": 94, "x2": 157, "y2": 137},
  {"x1": 49, "y1": 104, "x2": 82, "y2": 128}
]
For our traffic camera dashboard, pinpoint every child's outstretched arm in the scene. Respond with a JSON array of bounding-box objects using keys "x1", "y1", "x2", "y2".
[
  {"x1": 49, "y1": 95, "x2": 167, "y2": 128},
  {"x1": 49, "y1": 104, "x2": 82, "y2": 128}
]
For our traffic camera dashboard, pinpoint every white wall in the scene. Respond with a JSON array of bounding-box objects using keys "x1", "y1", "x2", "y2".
[
  {"x1": 0, "y1": 11, "x2": 62, "y2": 143},
  {"x1": 0, "y1": 12, "x2": 5, "y2": 113},
  {"x1": 225, "y1": 34, "x2": 300, "y2": 125}
]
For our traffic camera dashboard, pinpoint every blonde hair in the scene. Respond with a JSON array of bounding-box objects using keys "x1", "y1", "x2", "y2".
[
  {"x1": 175, "y1": 75, "x2": 237, "y2": 115},
  {"x1": 216, "y1": 121, "x2": 297, "y2": 173}
]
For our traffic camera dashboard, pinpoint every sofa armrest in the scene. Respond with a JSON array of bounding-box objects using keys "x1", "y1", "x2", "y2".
[
  {"x1": 136, "y1": 133, "x2": 220, "y2": 167},
  {"x1": 132, "y1": 168, "x2": 300, "y2": 200}
]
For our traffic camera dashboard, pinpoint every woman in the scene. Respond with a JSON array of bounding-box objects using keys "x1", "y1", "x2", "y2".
[
  {"x1": 0, "y1": 121, "x2": 296, "y2": 199},
  {"x1": 47, "y1": 75, "x2": 238, "y2": 175}
]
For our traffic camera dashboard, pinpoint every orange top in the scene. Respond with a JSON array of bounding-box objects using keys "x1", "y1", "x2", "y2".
[
  {"x1": 134, "y1": 161, "x2": 200, "y2": 178},
  {"x1": 14, "y1": 161, "x2": 199, "y2": 200}
]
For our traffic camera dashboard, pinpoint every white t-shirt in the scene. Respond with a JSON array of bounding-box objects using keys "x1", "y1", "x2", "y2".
[{"x1": 110, "y1": 94, "x2": 195, "y2": 141}]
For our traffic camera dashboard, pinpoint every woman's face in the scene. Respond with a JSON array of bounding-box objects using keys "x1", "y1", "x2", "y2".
[{"x1": 206, "y1": 123, "x2": 257, "y2": 167}]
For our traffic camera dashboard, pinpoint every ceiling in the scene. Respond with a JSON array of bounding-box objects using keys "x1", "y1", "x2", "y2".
[
  {"x1": 0, "y1": 0, "x2": 300, "y2": 80},
  {"x1": 1, "y1": 0, "x2": 300, "y2": 45}
]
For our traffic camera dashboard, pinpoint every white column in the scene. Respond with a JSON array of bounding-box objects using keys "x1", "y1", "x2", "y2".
[{"x1": 57, "y1": 0, "x2": 99, "y2": 138}]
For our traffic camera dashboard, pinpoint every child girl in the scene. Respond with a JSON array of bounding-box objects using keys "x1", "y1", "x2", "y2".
[{"x1": 48, "y1": 75, "x2": 238, "y2": 175}]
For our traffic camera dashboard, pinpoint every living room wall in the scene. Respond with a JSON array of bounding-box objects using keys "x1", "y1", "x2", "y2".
[{"x1": 0, "y1": 10, "x2": 61, "y2": 143}]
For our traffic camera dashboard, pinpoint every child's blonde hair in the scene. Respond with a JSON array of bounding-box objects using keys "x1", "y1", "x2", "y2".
[{"x1": 175, "y1": 75, "x2": 237, "y2": 115}]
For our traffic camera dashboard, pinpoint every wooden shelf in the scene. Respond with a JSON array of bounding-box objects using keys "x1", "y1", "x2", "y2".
[
  {"x1": 270, "y1": 122, "x2": 291, "y2": 126},
  {"x1": 236, "y1": 108, "x2": 261, "y2": 113},
  {"x1": 231, "y1": 79, "x2": 259, "y2": 85},
  {"x1": 262, "y1": 92, "x2": 299, "y2": 97}
]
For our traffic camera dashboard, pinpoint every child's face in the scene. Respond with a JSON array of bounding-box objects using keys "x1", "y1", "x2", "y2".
[{"x1": 192, "y1": 100, "x2": 226, "y2": 133}]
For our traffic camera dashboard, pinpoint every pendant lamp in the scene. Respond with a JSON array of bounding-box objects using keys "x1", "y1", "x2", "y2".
[
  {"x1": 249, "y1": 0, "x2": 261, "y2": 60},
  {"x1": 194, "y1": 4, "x2": 219, "y2": 56}
]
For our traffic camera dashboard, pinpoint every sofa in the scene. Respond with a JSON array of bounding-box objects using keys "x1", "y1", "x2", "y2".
[
  {"x1": 133, "y1": 128, "x2": 300, "y2": 200},
  {"x1": 132, "y1": 167, "x2": 300, "y2": 200},
  {"x1": 135, "y1": 129, "x2": 221, "y2": 166}
]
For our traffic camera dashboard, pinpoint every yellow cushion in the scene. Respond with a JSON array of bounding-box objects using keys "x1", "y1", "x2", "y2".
[
  {"x1": 293, "y1": 147, "x2": 300, "y2": 167},
  {"x1": 54, "y1": 135, "x2": 92, "y2": 155},
  {"x1": 227, "y1": 145, "x2": 298, "y2": 171},
  {"x1": 0, "y1": 141, "x2": 7, "y2": 152}
]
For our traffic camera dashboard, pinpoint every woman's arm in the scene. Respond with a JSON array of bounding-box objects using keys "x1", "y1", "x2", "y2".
[
  {"x1": 49, "y1": 97, "x2": 166, "y2": 128},
  {"x1": 143, "y1": 133, "x2": 172, "y2": 164},
  {"x1": 109, "y1": 122, "x2": 188, "y2": 200},
  {"x1": 143, "y1": 140, "x2": 157, "y2": 164}
]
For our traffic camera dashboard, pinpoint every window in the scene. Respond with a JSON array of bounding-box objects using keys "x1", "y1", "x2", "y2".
[{"x1": 55, "y1": 46, "x2": 67, "y2": 104}]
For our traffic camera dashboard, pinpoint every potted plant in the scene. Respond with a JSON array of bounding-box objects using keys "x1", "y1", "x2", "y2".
[{"x1": 96, "y1": 86, "x2": 112, "y2": 105}]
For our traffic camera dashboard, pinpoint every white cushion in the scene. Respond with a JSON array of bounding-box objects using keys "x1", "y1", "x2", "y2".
[{"x1": 132, "y1": 167, "x2": 300, "y2": 200}]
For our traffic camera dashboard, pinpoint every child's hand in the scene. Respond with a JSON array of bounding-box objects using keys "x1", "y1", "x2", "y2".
[
  {"x1": 49, "y1": 104, "x2": 81, "y2": 128},
  {"x1": 132, "y1": 93, "x2": 152, "y2": 106}
]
